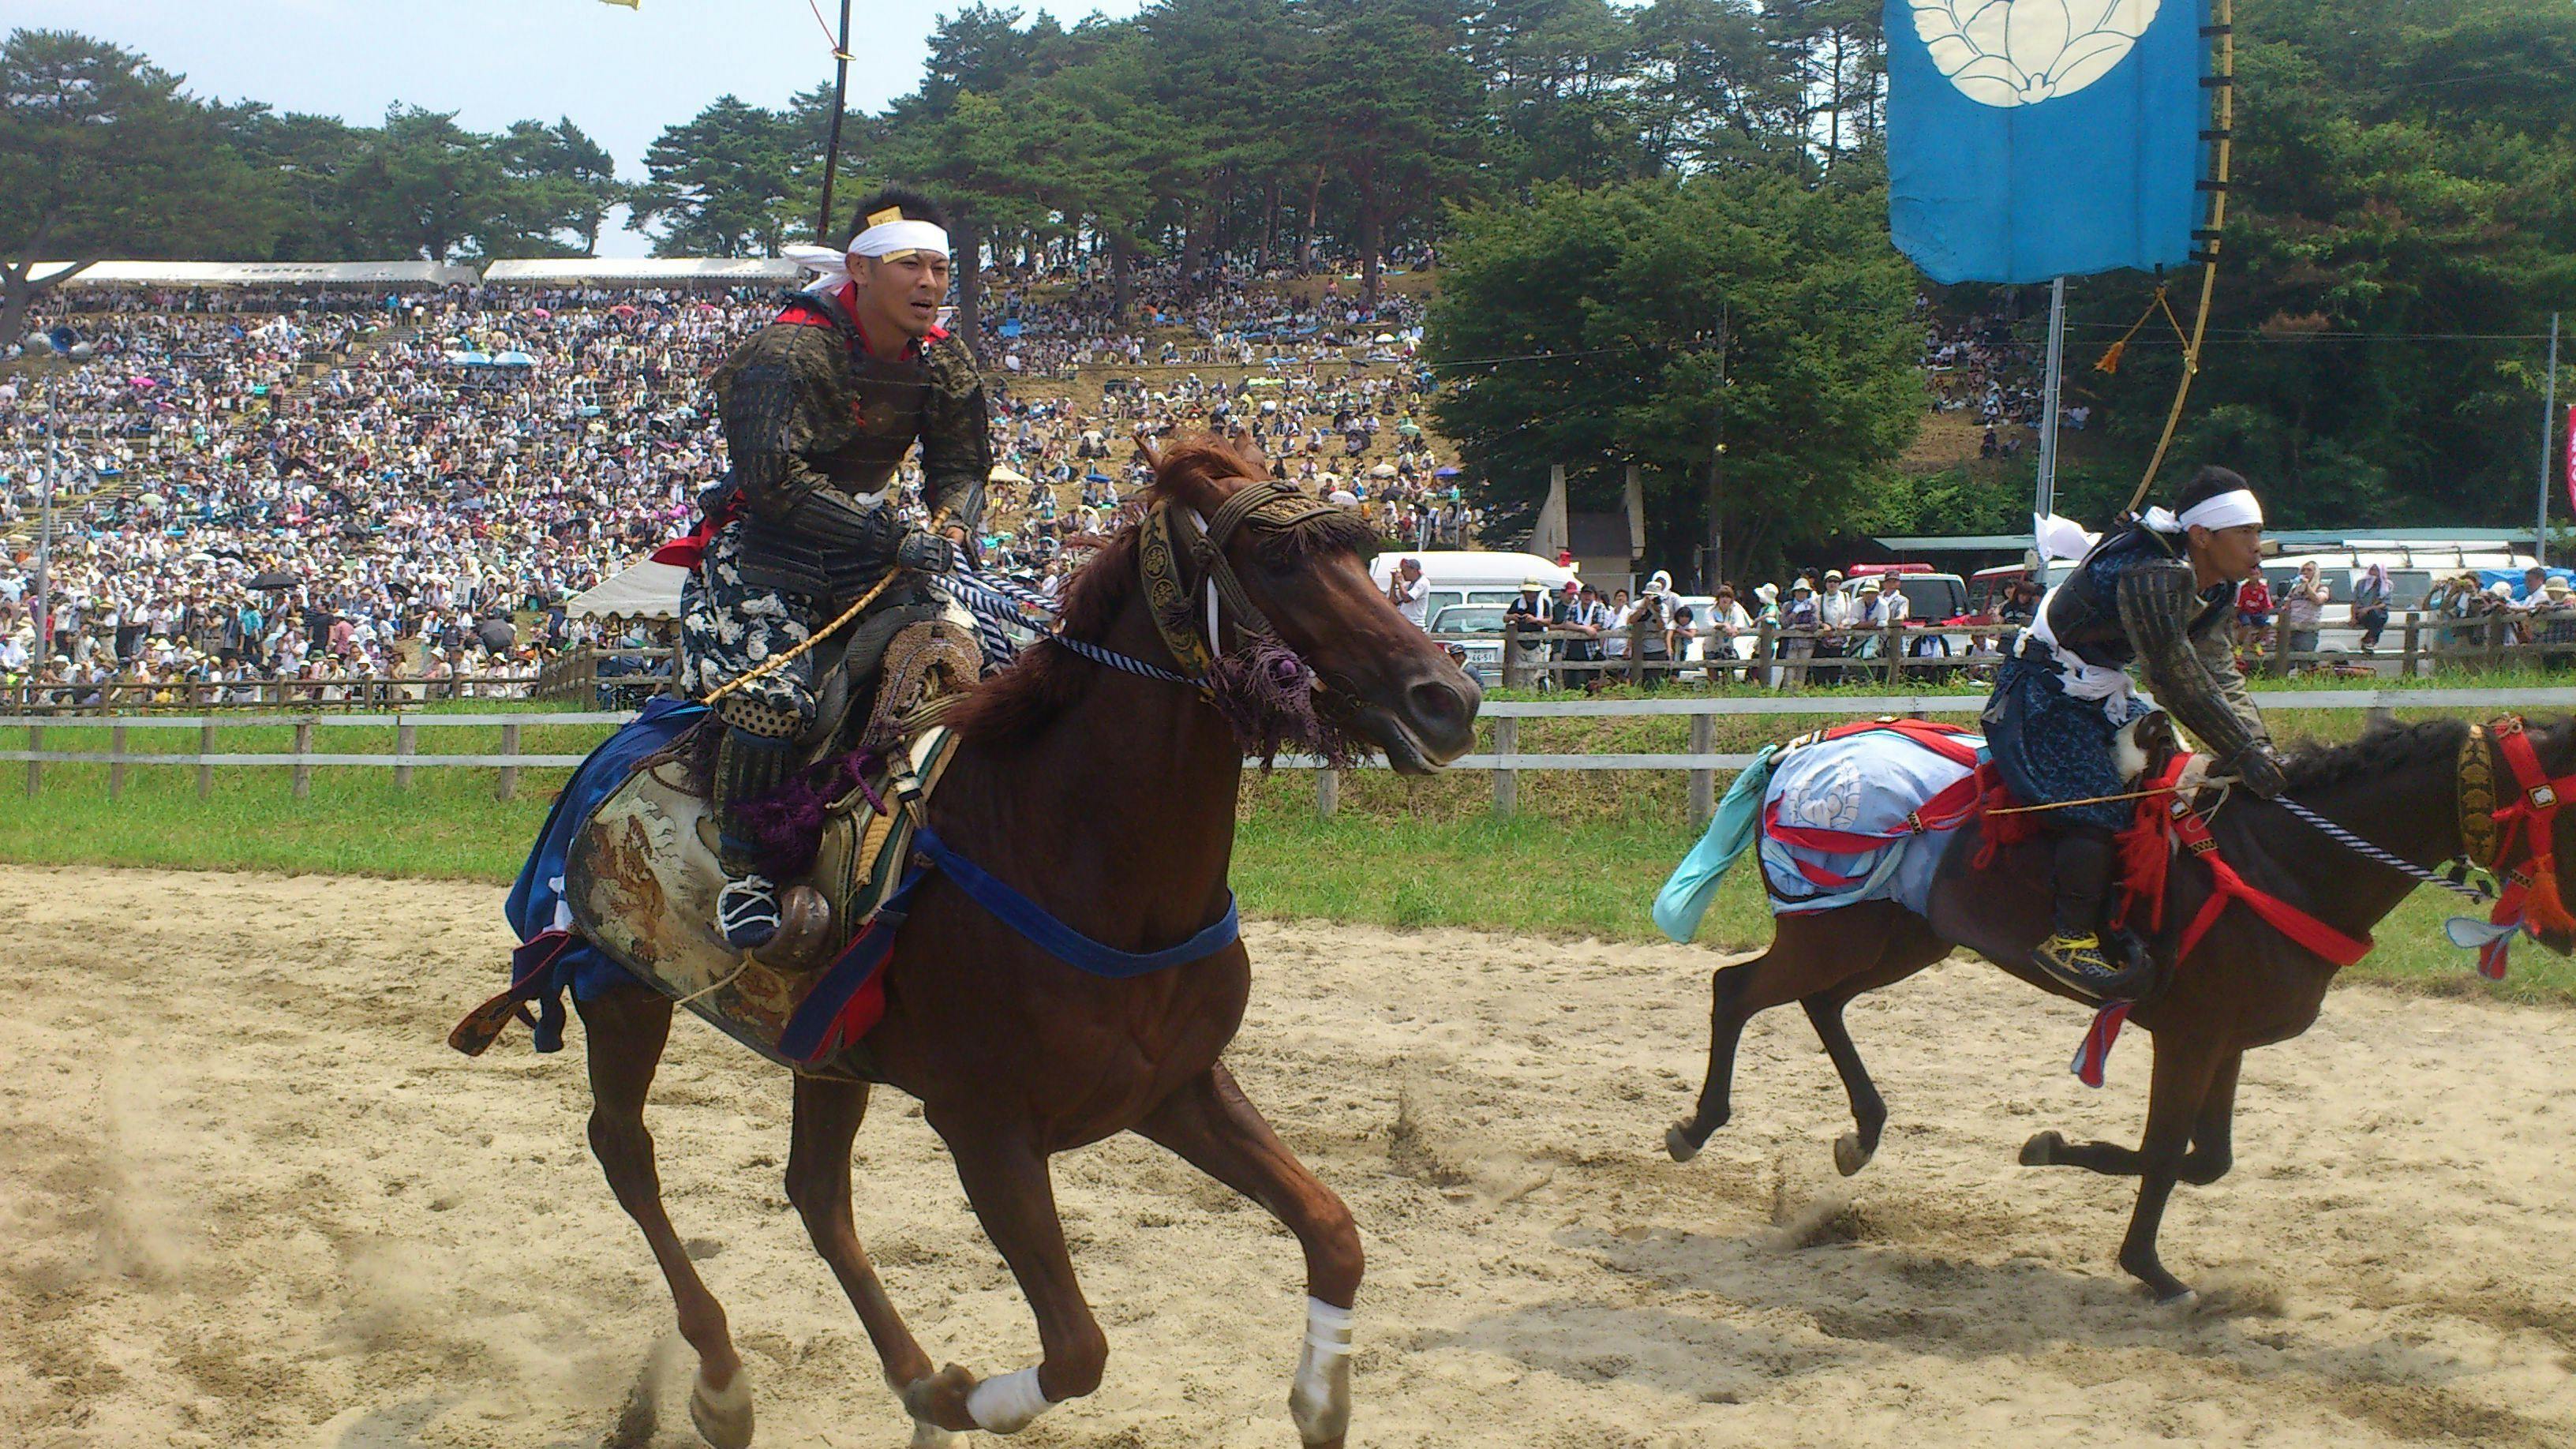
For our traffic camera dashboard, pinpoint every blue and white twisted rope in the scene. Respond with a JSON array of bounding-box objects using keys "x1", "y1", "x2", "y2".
[
  {"x1": 2275, "y1": 796, "x2": 2491, "y2": 902},
  {"x1": 930, "y1": 567, "x2": 1200, "y2": 685},
  {"x1": 931, "y1": 567, "x2": 1058, "y2": 669},
  {"x1": 1050, "y1": 632, "x2": 1201, "y2": 685}
]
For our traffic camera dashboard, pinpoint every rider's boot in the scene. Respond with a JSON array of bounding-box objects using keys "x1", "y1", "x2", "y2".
[
  {"x1": 712, "y1": 724, "x2": 797, "y2": 949},
  {"x1": 2031, "y1": 826, "x2": 2155, "y2": 1002}
]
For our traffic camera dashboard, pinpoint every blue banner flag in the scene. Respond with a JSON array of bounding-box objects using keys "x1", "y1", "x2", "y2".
[{"x1": 1887, "y1": 0, "x2": 2208, "y2": 283}]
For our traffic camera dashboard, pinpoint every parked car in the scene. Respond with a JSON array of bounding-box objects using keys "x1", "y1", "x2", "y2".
[
  {"x1": 1371, "y1": 550, "x2": 1580, "y2": 626},
  {"x1": 1428, "y1": 603, "x2": 1511, "y2": 683}
]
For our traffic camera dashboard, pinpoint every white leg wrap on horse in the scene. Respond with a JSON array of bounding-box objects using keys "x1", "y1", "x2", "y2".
[
  {"x1": 687, "y1": 1366, "x2": 754, "y2": 1449},
  {"x1": 1290, "y1": 1297, "x2": 1354, "y2": 1444},
  {"x1": 966, "y1": 1367, "x2": 1052, "y2": 1434}
]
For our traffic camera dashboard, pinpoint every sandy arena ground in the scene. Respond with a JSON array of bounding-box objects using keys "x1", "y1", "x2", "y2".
[{"x1": 5, "y1": 864, "x2": 2576, "y2": 1448}]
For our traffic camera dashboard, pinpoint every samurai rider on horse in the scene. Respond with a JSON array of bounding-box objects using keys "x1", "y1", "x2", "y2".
[
  {"x1": 678, "y1": 188, "x2": 992, "y2": 948},
  {"x1": 1986, "y1": 466, "x2": 2283, "y2": 1001}
]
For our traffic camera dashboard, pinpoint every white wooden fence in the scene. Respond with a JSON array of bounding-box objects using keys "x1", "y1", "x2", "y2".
[{"x1": 14, "y1": 687, "x2": 2576, "y2": 820}]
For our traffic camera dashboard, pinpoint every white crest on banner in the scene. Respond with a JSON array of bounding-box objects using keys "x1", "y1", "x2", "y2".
[{"x1": 1910, "y1": 0, "x2": 2162, "y2": 108}]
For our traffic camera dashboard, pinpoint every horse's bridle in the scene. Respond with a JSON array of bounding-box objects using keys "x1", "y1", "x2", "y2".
[
  {"x1": 2457, "y1": 717, "x2": 2576, "y2": 938},
  {"x1": 1133, "y1": 478, "x2": 1344, "y2": 680},
  {"x1": 2258, "y1": 713, "x2": 2576, "y2": 977}
]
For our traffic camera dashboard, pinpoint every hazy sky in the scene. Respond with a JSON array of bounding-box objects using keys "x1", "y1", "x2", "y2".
[{"x1": 11, "y1": 0, "x2": 1147, "y2": 255}]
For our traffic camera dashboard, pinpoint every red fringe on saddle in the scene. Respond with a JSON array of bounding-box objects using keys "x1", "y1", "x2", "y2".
[
  {"x1": 2110, "y1": 763, "x2": 2184, "y2": 933},
  {"x1": 1971, "y1": 780, "x2": 2042, "y2": 867}
]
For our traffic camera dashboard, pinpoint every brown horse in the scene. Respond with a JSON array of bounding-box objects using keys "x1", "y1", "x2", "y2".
[
  {"x1": 576, "y1": 439, "x2": 1478, "y2": 1447},
  {"x1": 1665, "y1": 716, "x2": 2576, "y2": 1303}
]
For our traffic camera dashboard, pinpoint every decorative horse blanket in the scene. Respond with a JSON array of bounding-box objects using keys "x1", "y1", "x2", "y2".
[
  {"x1": 451, "y1": 710, "x2": 960, "y2": 1076},
  {"x1": 563, "y1": 724, "x2": 960, "y2": 1074},
  {"x1": 1656, "y1": 720, "x2": 1997, "y2": 941}
]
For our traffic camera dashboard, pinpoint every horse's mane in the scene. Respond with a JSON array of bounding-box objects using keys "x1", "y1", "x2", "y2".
[
  {"x1": 2278, "y1": 715, "x2": 2471, "y2": 792},
  {"x1": 945, "y1": 438, "x2": 1368, "y2": 751}
]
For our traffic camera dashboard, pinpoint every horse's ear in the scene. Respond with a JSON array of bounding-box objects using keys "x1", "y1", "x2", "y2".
[
  {"x1": 1226, "y1": 432, "x2": 1267, "y2": 474},
  {"x1": 1133, "y1": 432, "x2": 1163, "y2": 476}
]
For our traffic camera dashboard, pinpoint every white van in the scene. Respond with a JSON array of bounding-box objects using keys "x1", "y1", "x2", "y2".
[{"x1": 1369, "y1": 550, "x2": 1582, "y2": 624}]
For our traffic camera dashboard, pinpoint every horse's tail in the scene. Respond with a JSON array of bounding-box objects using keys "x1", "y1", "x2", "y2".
[{"x1": 1653, "y1": 743, "x2": 1780, "y2": 944}]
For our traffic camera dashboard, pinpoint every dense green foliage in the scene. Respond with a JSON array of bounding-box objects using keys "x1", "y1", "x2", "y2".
[
  {"x1": 1428, "y1": 174, "x2": 1924, "y2": 574},
  {"x1": 0, "y1": 31, "x2": 624, "y2": 267},
  {"x1": 1924, "y1": 0, "x2": 2576, "y2": 532}
]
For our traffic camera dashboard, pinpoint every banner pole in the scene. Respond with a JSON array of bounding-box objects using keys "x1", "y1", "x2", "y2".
[
  {"x1": 815, "y1": 0, "x2": 855, "y2": 242},
  {"x1": 2035, "y1": 275, "x2": 2068, "y2": 542},
  {"x1": 2126, "y1": 0, "x2": 2233, "y2": 516},
  {"x1": 2541, "y1": 311, "x2": 2561, "y2": 567}
]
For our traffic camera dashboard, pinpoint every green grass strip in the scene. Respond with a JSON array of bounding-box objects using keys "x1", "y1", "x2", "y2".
[{"x1": 5, "y1": 748, "x2": 2568, "y2": 1005}]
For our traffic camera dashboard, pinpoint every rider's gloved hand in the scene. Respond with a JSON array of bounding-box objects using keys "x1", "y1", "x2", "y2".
[
  {"x1": 2225, "y1": 743, "x2": 2290, "y2": 799},
  {"x1": 895, "y1": 526, "x2": 957, "y2": 575}
]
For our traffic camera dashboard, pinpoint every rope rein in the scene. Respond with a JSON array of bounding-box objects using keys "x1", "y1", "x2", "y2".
[
  {"x1": 2275, "y1": 796, "x2": 2492, "y2": 903},
  {"x1": 1995, "y1": 751, "x2": 2496, "y2": 905}
]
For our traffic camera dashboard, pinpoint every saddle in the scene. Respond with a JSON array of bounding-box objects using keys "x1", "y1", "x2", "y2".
[
  {"x1": 788, "y1": 599, "x2": 982, "y2": 759},
  {"x1": 1922, "y1": 712, "x2": 2197, "y2": 1007},
  {"x1": 567, "y1": 612, "x2": 981, "y2": 1077},
  {"x1": 564, "y1": 724, "x2": 961, "y2": 1077}
]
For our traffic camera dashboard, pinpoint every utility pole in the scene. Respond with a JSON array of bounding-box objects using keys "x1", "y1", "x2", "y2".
[
  {"x1": 2540, "y1": 311, "x2": 2561, "y2": 567},
  {"x1": 1706, "y1": 307, "x2": 1728, "y2": 591},
  {"x1": 814, "y1": 0, "x2": 855, "y2": 242},
  {"x1": 32, "y1": 442, "x2": 57, "y2": 653},
  {"x1": 2035, "y1": 275, "x2": 2069, "y2": 537}
]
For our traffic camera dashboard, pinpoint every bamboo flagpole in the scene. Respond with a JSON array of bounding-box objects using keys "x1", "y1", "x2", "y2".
[
  {"x1": 2124, "y1": 0, "x2": 2235, "y2": 517},
  {"x1": 2540, "y1": 312, "x2": 2561, "y2": 565}
]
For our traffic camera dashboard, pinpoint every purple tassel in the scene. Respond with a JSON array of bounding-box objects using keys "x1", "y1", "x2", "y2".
[
  {"x1": 733, "y1": 747, "x2": 885, "y2": 880},
  {"x1": 1204, "y1": 638, "x2": 1368, "y2": 770}
]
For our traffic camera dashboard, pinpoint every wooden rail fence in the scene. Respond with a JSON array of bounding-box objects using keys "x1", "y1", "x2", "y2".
[{"x1": 13, "y1": 687, "x2": 2576, "y2": 820}]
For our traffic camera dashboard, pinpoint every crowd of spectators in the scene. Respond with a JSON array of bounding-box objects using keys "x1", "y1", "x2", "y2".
[
  {"x1": 0, "y1": 256, "x2": 1477, "y2": 707},
  {"x1": 1918, "y1": 306, "x2": 2076, "y2": 459},
  {"x1": 3, "y1": 282, "x2": 761, "y2": 706}
]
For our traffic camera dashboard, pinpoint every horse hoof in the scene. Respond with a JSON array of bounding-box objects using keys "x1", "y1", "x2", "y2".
[
  {"x1": 1665, "y1": 1124, "x2": 1702, "y2": 1163},
  {"x1": 900, "y1": 1363, "x2": 979, "y2": 1435},
  {"x1": 1833, "y1": 1133, "x2": 1874, "y2": 1178},
  {"x1": 2018, "y1": 1130, "x2": 2065, "y2": 1167},
  {"x1": 908, "y1": 1423, "x2": 962, "y2": 1449},
  {"x1": 2157, "y1": 1287, "x2": 2200, "y2": 1310},
  {"x1": 688, "y1": 1366, "x2": 754, "y2": 1449}
]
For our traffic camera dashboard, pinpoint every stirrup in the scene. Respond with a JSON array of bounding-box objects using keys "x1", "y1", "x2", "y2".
[
  {"x1": 2031, "y1": 931, "x2": 2155, "y2": 1004},
  {"x1": 717, "y1": 873, "x2": 783, "y2": 949}
]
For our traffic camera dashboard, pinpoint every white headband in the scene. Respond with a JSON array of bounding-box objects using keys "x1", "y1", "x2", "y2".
[
  {"x1": 2145, "y1": 489, "x2": 2263, "y2": 534},
  {"x1": 781, "y1": 219, "x2": 953, "y2": 298},
  {"x1": 851, "y1": 219, "x2": 949, "y2": 258}
]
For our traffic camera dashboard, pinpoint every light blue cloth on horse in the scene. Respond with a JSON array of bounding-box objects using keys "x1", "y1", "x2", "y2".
[
  {"x1": 1655, "y1": 728, "x2": 1990, "y2": 942},
  {"x1": 1653, "y1": 744, "x2": 1779, "y2": 942}
]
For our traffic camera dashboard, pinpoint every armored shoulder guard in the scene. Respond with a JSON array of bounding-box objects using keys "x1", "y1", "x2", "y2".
[
  {"x1": 915, "y1": 332, "x2": 991, "y2": 532},
  {"x1": 713, "y1": 324, "x2": 852, "y2": 520},
  {"x1": 2115, "y1": 559, "x2": 2264, "y2": 760}
]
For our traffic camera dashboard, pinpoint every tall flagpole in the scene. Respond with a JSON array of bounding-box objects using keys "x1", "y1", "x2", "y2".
[
  {"x1": 814, "y1": 0, "x2": 854, "y2": 242},
  {"x1": 33, "y1": 442, "x2": 57, "y2": 653},
  {"x1": 2034, "y1": 275, "x2": 2068, "y2": 542},
  {"x1": 2540, "y1": 311, "x2": 2561, "y2": 567}
]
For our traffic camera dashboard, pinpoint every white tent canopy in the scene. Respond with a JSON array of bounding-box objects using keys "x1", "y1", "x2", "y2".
[
  {"x1": 31, "y1": 260, "x2": 475, "y2": 288},
  {"x1": 569, "y1": 557, "x2": 688, "y2": 622},
  {"x1": 481, "y1": 257, "x2": 802, "y2": 286}
]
